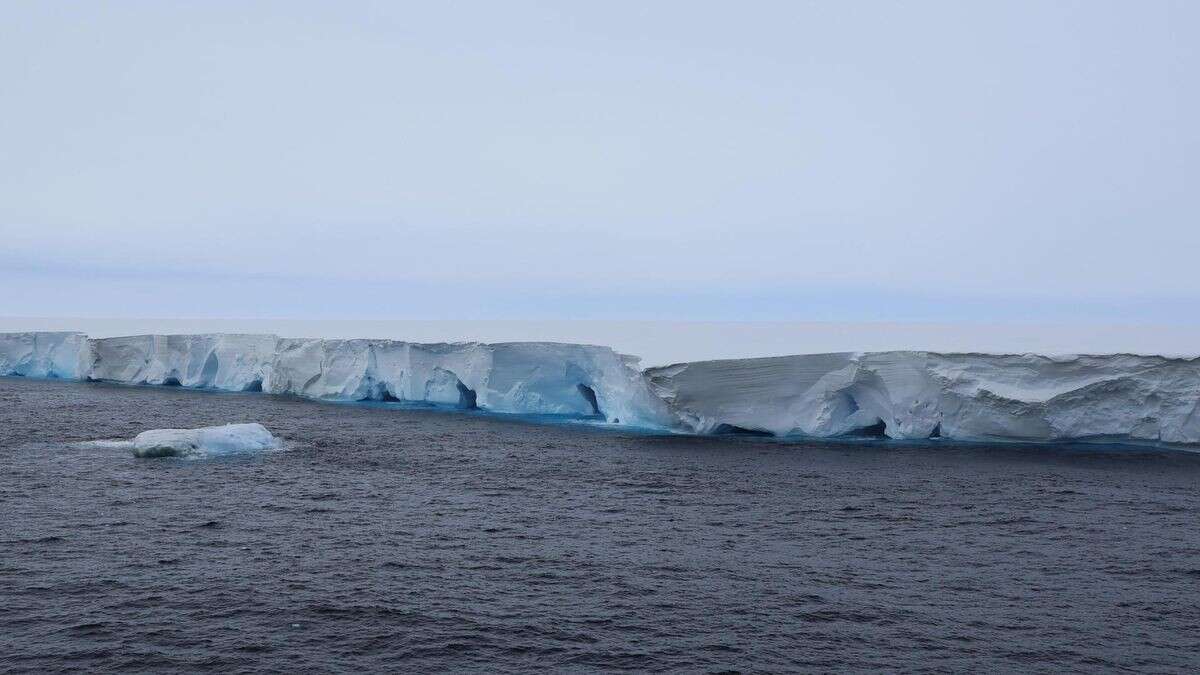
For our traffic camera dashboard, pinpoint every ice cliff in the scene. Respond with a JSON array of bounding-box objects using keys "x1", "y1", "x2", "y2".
[
  {"x1": 0, "y1": 332, "x2": 90, "y2": 379},
  {"x1": 3, "y1": 332, "x2": 1199, "y2": 446},
  {"x1": 5, "y1": 332, "x2": 673, "y2": 428},
  {"x1": 646, "y1": 352, "x2": 1200, "y2": 445}
]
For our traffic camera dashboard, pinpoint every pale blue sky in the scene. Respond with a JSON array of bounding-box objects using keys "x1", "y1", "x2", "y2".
[{"x1": 2, "y1": 1, "x2": 1197, "y2": 320}]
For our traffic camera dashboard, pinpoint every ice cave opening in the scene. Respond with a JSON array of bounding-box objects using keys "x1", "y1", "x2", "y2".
[
  {"x1": 456, "y1": 381, "x2": 478, "y2": 409},
  {"x1": 844, "y1": 419, "x2": 888, "y2": 438},
  {"x1": 712, "y1": 423, "x2": 774, "y2": 437},
  {"x1": 577, "y1": 384, "x2": 602, "y2": 417}
]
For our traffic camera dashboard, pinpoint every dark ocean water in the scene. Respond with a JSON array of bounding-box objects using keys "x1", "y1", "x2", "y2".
[{"x1": 2, "y1": 378, "x2": 1200, "y2": 673}]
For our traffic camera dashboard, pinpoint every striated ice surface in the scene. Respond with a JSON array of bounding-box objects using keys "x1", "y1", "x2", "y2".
[
  {"x1": 88, "y1": 334, "x2": 277, "y2": 390},
  {"x1": 0, "y1": 332, "x2": 674, "y2": 428},
  {"x1": 646, "y1": 352, "x2": 1200, "y2": 445},
  {"x1": 4, "y1": 332, "x2": 1200, "y2": 445},
  {"x1": 129, "y1": 423, "x2": 280, "y2": 458},
  {"x1": 0, "y1": 332, "x2": 90, "y2": 379},
  {"x1": 262, "y1": 337, "x2": 675, "y2": 424}
]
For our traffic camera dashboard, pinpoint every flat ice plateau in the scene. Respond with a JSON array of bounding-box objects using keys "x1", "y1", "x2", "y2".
[{"x1": 4, "y1": 331, "x2": 1200, "y2": 446}]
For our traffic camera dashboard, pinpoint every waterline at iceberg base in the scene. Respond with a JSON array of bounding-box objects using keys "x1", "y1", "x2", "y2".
[{"x1": 2, "y1": 331, "x2": 1199, "y2": 447}]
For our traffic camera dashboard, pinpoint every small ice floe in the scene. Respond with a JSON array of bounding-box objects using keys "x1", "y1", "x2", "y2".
[
  {"x1": 131, "y1": 423, "x2": 280, "y2": 458},
  {"x1": 80, "y1": 423, "x2": 281, "y2": 458}
]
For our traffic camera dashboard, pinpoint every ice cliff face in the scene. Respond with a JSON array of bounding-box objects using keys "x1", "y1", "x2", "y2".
[
  {"x1": 646, "y1": 352, "x2": 1200, "y2": 445},
  {"x1": 262, "y1": 338, "x2": 671, "y2": 425},
  {"x1": 78, "y1": 422, "x2": 281, "y2": 458},
  {"x1": 0, "y1": 332, "x2": 673, "y2": 428},
  {"x1": 88, "y1": 334, "x2": 277, "y2": 390},
  {"x1": 0, "y1": 332, "x2": 90, "y2": 379},
  {"x1": 3, "y1": 332, "x2": 1199, "y2": 445}
]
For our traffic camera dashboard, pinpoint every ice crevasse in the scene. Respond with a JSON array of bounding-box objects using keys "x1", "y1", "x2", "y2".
[{"x1": 3, "y1": 332, "x2": 1200, "y2": 446}]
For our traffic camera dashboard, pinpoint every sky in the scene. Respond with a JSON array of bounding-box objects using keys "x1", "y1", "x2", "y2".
[{"x1": 2, "y1": 1, "x2": 1198, "y2": 321}]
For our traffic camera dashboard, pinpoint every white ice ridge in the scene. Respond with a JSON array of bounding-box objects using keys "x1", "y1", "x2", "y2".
[{"x1": 3, "y1": 332, "x2": 1200, "y2": 445}]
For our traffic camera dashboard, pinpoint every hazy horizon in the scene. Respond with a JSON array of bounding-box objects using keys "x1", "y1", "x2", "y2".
[
  {"x1": 3, "y1": 2, "x2": 1198, "y2": 321},
  {"x1": 5, "y1": 316, "x2": 1200, "y2": 366}
]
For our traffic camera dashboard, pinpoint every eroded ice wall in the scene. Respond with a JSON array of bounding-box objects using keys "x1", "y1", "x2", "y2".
[
  {"x1": 4, "y1": 332, "x2": 1199, "y2": 444},
  {"x1": 0, "y1": 332, "x2": 673, "y2": 428},
  {"x1": 87, "y1": 334, "x2": 277, "y2": 390},
  {"x1": 646, "y1": 352, "x2": 1200, "y2": 444},
  {"x1": 484, "y1": 342, "x2": 672, "y2": 425},
  {"x1": 0, "y1": 332, "x2": 90, "y2": 379},
  {"x1": 264, "y1": 338, "x2": 491, "y2": 405},
  {"x1": 262, "y1": 338, "x2": 674, "y2": 425}
]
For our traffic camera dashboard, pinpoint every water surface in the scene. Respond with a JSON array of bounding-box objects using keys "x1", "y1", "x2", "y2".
[{"x1": 2, "y1": 378, "x2": 1199, "y2": 672}]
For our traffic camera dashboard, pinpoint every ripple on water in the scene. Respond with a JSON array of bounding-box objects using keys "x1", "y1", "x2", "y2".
[{"x1": 2, "y1": 377, "x2": 1200, "y2": 672}]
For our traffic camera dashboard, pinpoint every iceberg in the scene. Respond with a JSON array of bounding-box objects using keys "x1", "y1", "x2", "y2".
[
  {"x1": 129, "y1": 423, "x2": 280, "y2": 458},
  {"x1": 3, "y1": 331, "x2": 1199, "y2": 445}
]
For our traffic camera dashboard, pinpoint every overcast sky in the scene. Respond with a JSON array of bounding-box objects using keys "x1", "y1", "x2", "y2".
[{"x1": 2, "y1": 1, "x2": 1197, "y2": 321}]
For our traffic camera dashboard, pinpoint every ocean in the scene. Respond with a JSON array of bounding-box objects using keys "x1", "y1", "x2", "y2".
[{"x1": 3, "y1": 377, "x2": 1199, "y2": 672}]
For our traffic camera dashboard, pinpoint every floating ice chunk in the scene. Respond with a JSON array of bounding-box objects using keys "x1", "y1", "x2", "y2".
[{"x1": 130, "y1": 423, "x2": 280, "y2": 458}]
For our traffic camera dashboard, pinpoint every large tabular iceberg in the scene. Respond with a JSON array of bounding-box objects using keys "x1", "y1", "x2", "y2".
[{"x1": 3, "y1": 332, "x2": 1199, "y2": 446}]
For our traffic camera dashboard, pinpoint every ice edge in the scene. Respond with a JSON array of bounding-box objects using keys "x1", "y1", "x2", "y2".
[{"x1": 3, "y1": 331, "x2": 1198, "y2": 447}]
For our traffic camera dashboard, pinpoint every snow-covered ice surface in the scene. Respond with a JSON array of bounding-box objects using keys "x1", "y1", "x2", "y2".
[
  {"x1": 646, "y1": 352, "x2": 1200, "y2": 445},
  {"x1": 131, "y1": 423, "x2": 279, "y2": 458},
  {"x1": 4, "y1": 332, "x2": 1200, "y2": 446},
  {"x1": 80, "y1": 423, "x2": 281, "y2": 458}
]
